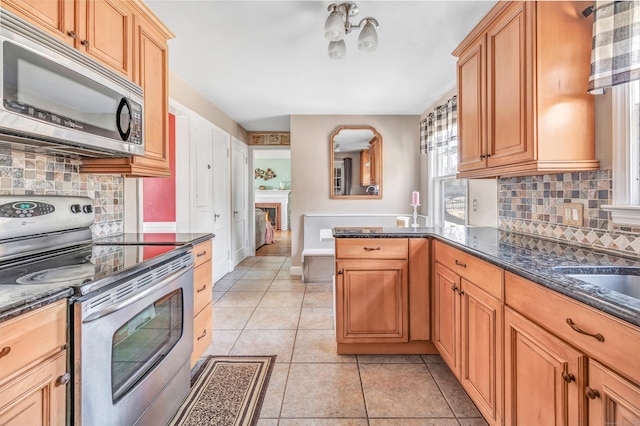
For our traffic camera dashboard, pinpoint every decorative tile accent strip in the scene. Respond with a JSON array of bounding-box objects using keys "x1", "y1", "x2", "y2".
[
  {"x1": 0, "y1": 149, "x2": 124, "y2": 238},
  {"x1": 498, "y1": 170, "x2": 639, "y2": 257}
]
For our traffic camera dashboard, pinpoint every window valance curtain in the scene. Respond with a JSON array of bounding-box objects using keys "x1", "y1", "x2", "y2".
[
  {"x1": 588, "y1": 1, "x2": 640, "y2": 93},
  {"x1": 419, "y1": 95, "x2": 457, "y2": 154}
]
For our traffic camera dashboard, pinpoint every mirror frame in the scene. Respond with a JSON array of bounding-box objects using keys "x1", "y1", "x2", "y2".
[{"x1": 329, "y1": 125, "x2": 383, "y2": 199}]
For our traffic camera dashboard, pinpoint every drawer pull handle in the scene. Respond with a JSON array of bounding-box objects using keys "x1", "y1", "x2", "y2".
[
  {"x1": 455, "y1": 260, "x2": 467, "y2": 268},
  {"x1": 56, "y1": 373, "x2": 71, "y2": 386},
  {"x1": 196, "y1": 284, "x2": 207, "y2": 293},
  {"x1": 585, "y1": 387, "x2": 600, "y2": 399},
  {"x1": 197, "y1": 330, "x2": 207, "y2": 340},
  {"x1": 0, "y1": 347, "x2": 10, "y2": 358},
  {"x1": 562, "y1": 371, "x2": 575, "y2": 383},
  {"x1": 566, "y1": 318, "x2": 604, "y2": 342},
  {"x1": 197, "y1": 251, "x2": 207, "y2": 257},
  {"x1": 363, "y1": 247, "x2": 381, "y2": 251}
]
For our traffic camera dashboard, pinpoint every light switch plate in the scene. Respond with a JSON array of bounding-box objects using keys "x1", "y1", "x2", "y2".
[{"x1": 563, "y1": 203, "x2": 583, "y2": 226}]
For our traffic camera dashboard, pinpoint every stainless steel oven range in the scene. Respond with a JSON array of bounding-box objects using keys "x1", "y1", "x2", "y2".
[{"x1": 0, "y1": 195, "x2": 194, "y2": 425}]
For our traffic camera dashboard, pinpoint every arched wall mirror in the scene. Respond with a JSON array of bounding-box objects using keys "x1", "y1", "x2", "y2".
[{"x1": 330, "y1": 125, "x2": 382, "y2": 199}]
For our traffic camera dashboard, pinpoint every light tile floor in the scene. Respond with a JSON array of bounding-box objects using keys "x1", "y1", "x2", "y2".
[{"x1": 200, "y1": 255, "x2": 488, "y2": 425}]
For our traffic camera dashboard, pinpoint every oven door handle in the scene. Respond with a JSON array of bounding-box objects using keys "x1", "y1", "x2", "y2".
[{"x1": 83, "y1": 266, "x2": 192, "y2": 323}]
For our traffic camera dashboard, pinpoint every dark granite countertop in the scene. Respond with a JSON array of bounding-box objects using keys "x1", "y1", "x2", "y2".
[
  {"x1": 334, "y1": 226, "x2": 640, "y2": 327},
  {"x1": 0, "y1": 233, "x2": 213, "y2": 323}
]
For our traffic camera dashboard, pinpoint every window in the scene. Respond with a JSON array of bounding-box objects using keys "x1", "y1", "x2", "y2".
[{"x1": 602, "y1": 80, "x2": 640, "y2": 226}]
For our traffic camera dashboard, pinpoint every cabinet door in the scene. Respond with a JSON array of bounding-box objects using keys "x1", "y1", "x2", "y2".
[
  {"x1": 336, "y1": 259, "x2": 408, "y2": 343},
  {"x1": 82, "y1": 0, "x2": 133, "y2": 79},
  {"x1": 460, "y1": 279, "x2": 503, "y2": 426},
  {"x1": 433, "y1": 262, "x2": 461, "y2": 375},
  {"x1": 504, "y1": 307, "x2": 585, "y2": 426},
  {"x1": 0, "y1": 351, "x2": 67, "y2": 426},
  {"x1": 457, "y1": 35, "x2": 486, "y2": 173},
  {"x1": 2, "y1": 0, "x2": 76, "y2": 46},
  {"x1": 486, "y1": 1, "x2": 534, "y2": 167},
  {"x1": 587, "y1": 359, "x2": 640, "y2": 425}
]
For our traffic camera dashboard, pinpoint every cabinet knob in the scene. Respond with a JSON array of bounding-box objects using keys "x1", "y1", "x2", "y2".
[
  {"x1": 0, "y1": 346, "x2": 10, "y2": 359},
  {"x1": 452, "y1": 285, "x2": 458, "y2": 292},
  {"x1": 56, "y1": 373, "x2": 71, "y2": 386},
  {"x1": 80, "y1": 39, "x2": 90, "y2": 47},
  {"x1": 562, "y1": 371, "x2": 575, "y2": 383},
  {"x1": 480, "y1": 154, "x2": 485, "y2": 159},
  {"x1": 197, "y1": 329, "x2": 207, "y2": 340},
  {"x1": 338, "y1": 269, "x2": 344, "y2": 275},
  {"x1": 566, "y1": 318, "x2": 604, "y2": 342},
  {"x1": 585, "y1": 387, "x2": 600, "y2": 400},
  {"x1": 67, "y1": 30, "x2": 78, "y2": 39}
]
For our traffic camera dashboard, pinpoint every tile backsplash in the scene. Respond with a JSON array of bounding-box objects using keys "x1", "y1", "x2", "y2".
[
  {"x1": 498, "y1": 170, "x2": 640, "y2": 257},
  {"x1": 0, "y1": 149, "x2": 123, "y2": 237}
]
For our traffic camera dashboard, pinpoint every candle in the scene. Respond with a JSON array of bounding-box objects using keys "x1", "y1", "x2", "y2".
[{"x1": 412, "y1": 191, "x2": 419, "y2": 206}]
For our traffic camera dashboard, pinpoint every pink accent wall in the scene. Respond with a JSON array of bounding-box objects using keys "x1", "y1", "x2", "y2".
[{"x1": 143, "y1": 114, "x2": 176, "y2": 222}]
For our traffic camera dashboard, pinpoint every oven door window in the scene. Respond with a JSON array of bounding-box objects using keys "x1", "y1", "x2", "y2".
[{"x1": 111, "y1": 289, "x2": 183, "y2": 402}]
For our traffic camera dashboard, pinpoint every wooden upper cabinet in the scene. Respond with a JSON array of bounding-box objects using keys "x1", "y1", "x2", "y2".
[
  {"x1": 453, "y1": 1, "x2": 599, "y2": 178},
  {"x1": 80, "y1": 3, "x2": 173, "y2": 177},
  {"x1": 2, "y1": 0, "x2": 76, "y2": 46}
]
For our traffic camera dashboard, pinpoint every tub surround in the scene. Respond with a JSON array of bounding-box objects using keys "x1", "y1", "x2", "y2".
[{"x1": 333, "y1": 226, "x2": 640, "y2": 327}]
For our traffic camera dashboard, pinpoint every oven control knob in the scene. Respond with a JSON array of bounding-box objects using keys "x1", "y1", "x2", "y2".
[
  {"x1": 82, "y1": 205, "x2": 93, "y2": 213},
  {"x1": 70, "y1": 204, "x2": 82, "y2": 214}
]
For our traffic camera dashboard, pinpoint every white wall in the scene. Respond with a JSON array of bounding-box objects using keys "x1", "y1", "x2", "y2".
[{"x1": 290, "y1": 115, "x2": 420, "y2": 268}]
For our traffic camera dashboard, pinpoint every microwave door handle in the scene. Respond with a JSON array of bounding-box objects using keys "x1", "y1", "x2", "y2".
[
  {"x1": 82, "y1": 265, "x2": 192, "y2": 323},
  {"x1": 116, "y1": 97, "x2": 132, "y2": 141}
]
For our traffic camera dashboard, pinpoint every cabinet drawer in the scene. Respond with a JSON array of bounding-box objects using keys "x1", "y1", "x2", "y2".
[
  {"x1": 505, "y1": 272, "x2": 640, "y2": 383},
  {"x1": 194, "y1": 260, "x2": 213, "y2": 315},
  {"x1": 0, "y1": 300, "x2": 67, "y2": 382},
  {"x1": 336, "y1": 238, "x2": 408, "y2": 259},
  {"x1": 191, "y1": 304, "x2": 212, "y2": 367},
  {"x1": 434, "y1": 240, "x2": 503, "y2": 300},
  {"x1": 192, "y1": 240, "x2": 212, "y2": 268}
]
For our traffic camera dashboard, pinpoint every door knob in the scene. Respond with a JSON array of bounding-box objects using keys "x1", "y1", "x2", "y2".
[
  {"x1": 233, "y1": 210, "x2": 238, "y2": 215},
  {"x1": 214, "y1": 213, "x2": 220, "y2": 220}
]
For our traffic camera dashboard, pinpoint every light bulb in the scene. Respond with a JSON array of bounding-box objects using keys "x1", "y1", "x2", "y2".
[
  {"x1": 357, "y1": 21, "x2": 378, "y2": 52},
  {"x1": 324, "y1": 10, "x2": 345, "y2": 41},
  {"x1": 328, "y1": 40, "x2": 346, "y2": 60}
]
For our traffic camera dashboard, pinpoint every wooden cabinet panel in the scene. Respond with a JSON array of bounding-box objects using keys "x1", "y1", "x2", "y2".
[
  {"x1": 504, "y1": 307, "x2": 586, "y2": 426},
  {"x1": 191, "y1": 239, "x2": 213, "y2": 365},
  {"x1": 336, "y1": 259, "x2": 408, "y2": 344},
  {"x1": 0, "y1": 351, "x2": 67, "y2": 426},
  {"x1": 191, "y1": 305, "x2": 212, "y2": 368},
  {"x1": 193, "y1": 240, "x2": 212, "y2": 267},
  {"x1": 194, "y1": 260, "x2": 212, "y2": 316},
  {"x1": 408, "y1": 238, "x2": 429, "y2": 341},
  {"x1": 0, "y1": 300, "x2": 66, "y2": 383},
  {"x1": 460, "y1": 278, "x2": 503, "y2": 425},
  {"x1": 2, "y1": 0, "x2": 76, "y2": 45},
  {"x1": 336, "y1": 238, "x2": 408, "y2": 260},
  {"x1": 587, "y1": 359, "x2": 640, "y2": 425},
  {"x1": 433, "y1": 262, "x2": 460, "y2": 373}
]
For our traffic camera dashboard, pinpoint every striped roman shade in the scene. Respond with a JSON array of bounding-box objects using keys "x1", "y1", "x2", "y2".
[
  {"x1": 420, "y1": 95, "x2": 457, "y2": 153},
  {"x1": 588, "y1": 1, "x2": 640, "y2": 93}
]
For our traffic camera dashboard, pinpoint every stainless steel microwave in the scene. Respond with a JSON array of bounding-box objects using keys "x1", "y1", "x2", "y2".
[{"x1": 0, "y1": 9, "x2": 144, "y2": 157}]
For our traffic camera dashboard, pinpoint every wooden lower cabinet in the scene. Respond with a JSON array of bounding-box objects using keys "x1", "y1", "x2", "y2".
[
  {"x1": 433, "y1": 262, "x2": 460, "y2": 372},
  {"x1": 504, "y1": 306, "x2": 586, "y2": 425},
  {"x1": 190, "y1": 239, "x2": 213, "y2": 367},
  {"x1": 587, "y1": 359, "x2": 640, "y2": 425}
]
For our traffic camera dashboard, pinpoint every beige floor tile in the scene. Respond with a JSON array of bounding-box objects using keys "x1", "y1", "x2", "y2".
[
  {"x1": 237, "y1": 257, "x2": 259, "y2": 267},
  {"x1": 269, "y1": 279, "x2": 306, "y2": 292},
  {"x1": 298, "y1": 307, "x2": 334, "y2": 330},
  {"x1": 229, "y1": 279, "x2": 272, "y2": 292},
  {"x1": 212, "y1": 291, "x2": 225, "y2": 304},
  {"x1": 276, "y1": 270, "x2": 294, "y2": 280},
  {"x1": 230, "y1": 329, "x2": 296, "y2": 363},
  {"x1": 305, "y1": 282, "x2": 333, "y2": 292},
  {"x1": 258, "y1": 363, "x2": 289, "y2": 418},
  {"x1": 292, "y1": 329, "x2": 355, "y2": 363},
  {"x1": 203, "y1": 329, "x2": 241, "y2": 356},
  {"x1": 252, "y1": 262, "x2": 282, "y2": 271},
  {"x1": 213, "y1": 279, "x2": 236, "y2": 292},
  {"x1": 279, "y1": 420, "x2": 368, "y2": 426},
  {"x1": 222, "y1": 269, "x2": 250, "y2": 280},
  {"x1": 281, "y1": 363, "x2": 366, "y2": 418},
  {"x1": 244, "y1": 269, "x2": 279, "y2": 280},
  {"x1": 422, "y1": 354, "x2": 445, "y2": 364},
  {"x1": 427, "y1": 363, "x2": 482, "y2": 418},
  {"x1": 302, "y1": 291, "x2": 334, "y2": 308},
  {"x1": 369, "y1": 420, "x2": 461, "y2": 426},
  {"x1": 255, "y1": 255, "x2": 287, "y2": 263},
  {"x1": 357, "y1": 354, "x2": 425, "y2": 364},
  {"x1": 359, "y1": 364, "x2": 454, "y2": 418},
  {"x1": 245, "y1": 307, "x2": 301, "y2": 329},
  {"x1": 212, "y1": 307, "x2": 254, "y2": 329},
  {"x1": 214, "y1": 291, "x2": 265, "y2": 308},
  {"x1": 457, "y1": 419, "x2": 488, "y2": 426},
  {"x1": 258, "y1": 291, "x2": 304, "y2": 308},
  {"x1": 256, "y1": 420, "x2": 278, "y2": 426}
]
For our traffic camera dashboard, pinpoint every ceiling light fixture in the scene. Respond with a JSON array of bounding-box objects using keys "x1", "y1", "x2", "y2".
[{"x1": 324, "y1": 2, "x2": 379, "y2": 59}]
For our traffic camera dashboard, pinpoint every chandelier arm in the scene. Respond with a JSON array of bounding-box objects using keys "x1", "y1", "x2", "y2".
[{"x1": 353, "y1": 17, "x2": 379, "y2": 30}]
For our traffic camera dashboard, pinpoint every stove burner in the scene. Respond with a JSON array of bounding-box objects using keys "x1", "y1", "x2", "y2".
[{"x1": 16, "y1": 264, "x2": 96, "y2": 286}]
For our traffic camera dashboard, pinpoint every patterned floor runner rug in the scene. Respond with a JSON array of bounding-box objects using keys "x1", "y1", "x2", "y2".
[{"x1": 168, "y1": 355, "x2": 276, "y2": 426}]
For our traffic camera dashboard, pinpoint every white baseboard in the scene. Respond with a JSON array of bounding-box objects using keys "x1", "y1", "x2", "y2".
[{"x1": 290, "y1": 266, "x2": 303, "y2": 281}]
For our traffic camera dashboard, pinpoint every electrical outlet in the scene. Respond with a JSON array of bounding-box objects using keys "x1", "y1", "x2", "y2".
[{"x1": 563, "y1": 203, "x2": 583, "y2": 226}]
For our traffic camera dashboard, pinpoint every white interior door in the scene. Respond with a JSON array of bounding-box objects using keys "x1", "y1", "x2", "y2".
[
  {"x1": 231, "y1": 138, "x2": 248, "y2": 266},
  {"x1": 212, "y1": 127, "x2": 231, "y2": 282}
]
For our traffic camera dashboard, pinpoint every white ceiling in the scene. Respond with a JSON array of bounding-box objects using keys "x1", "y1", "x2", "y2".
[{"x1": 145, "y1": 1, "x2": 497, "y2": 132}]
